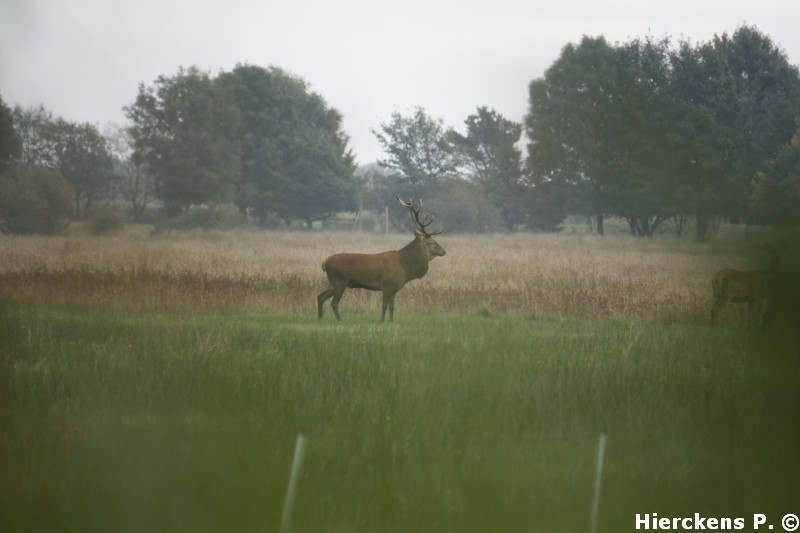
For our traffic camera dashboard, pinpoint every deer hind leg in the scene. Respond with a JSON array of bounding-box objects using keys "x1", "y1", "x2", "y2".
[
  {"x1": 330, "y1": 285, "x2": 345, "y2": 321},
  {"x1": 711, "y1": 279, "x2": 725, "y2": 326},
  {"x1": 317, "y1": 287, "x2": 334, "y2": 319}
]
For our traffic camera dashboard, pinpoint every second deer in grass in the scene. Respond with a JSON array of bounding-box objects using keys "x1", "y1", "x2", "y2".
[
  {"x1": 710, "y1": 269, "x2": 771, "y2": 326},
  {"x1": 710, "y1": 244, "x2": 789, "y2": 327}
]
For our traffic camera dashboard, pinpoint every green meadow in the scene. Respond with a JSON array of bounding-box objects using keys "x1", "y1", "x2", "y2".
[{"x1": 1, "y1": 230, "x2": 798, "y2": 532}]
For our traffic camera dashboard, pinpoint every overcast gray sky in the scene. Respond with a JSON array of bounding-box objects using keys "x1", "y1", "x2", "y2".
[{"x1": 1, "y1": 0, "x2": 799, "y2": 164}]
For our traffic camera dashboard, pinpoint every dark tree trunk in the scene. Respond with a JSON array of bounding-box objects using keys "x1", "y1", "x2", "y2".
[{"x1": 695, "y1": 213, "x2": 709, "y2": 242}]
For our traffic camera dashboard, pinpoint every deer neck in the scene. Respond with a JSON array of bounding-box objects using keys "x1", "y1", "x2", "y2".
[{"x1": 399, "y1": 238, "x2": 430, "y2": 280}]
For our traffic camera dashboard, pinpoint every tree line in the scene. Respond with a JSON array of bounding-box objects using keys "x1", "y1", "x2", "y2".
[
  {"x1": 0, "y1": 64, "x2": 356, "y2": 233},
  {"x1": 527, "y1": 26, "x2": 800, "y2": 239},
  {"x1": 1, "y1": 25, "x2": 799, "y2": 238}
]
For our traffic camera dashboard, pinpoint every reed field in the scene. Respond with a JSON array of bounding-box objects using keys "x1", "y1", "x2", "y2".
[
  {"x1": 1, "y1": 227, "x2": 798, "y2": 532},
  {"x1": 0, "y1": 226, "x2": 767, "y2": 320}
]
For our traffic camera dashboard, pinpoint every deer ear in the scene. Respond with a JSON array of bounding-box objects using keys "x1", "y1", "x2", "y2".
[{"x1": 414, "y1": 229, "x2": 425, "y2": 238}]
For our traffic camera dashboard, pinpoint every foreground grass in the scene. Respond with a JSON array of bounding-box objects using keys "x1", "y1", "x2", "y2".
[{"x1": 2, "y1": 302, "x2": 798, "y2": 532}]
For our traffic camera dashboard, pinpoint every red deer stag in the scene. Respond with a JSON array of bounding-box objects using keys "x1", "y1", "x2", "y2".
[{"x1": 318, "y1": 196, "x2": 446, "y2": 322}]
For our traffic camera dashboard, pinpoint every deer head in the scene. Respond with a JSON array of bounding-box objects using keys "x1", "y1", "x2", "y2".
[{"x1": 396, "y1": 196, "x2": 445, "y2": 258}]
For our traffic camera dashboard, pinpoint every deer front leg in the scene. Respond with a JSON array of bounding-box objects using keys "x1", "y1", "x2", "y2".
[
  {"x1": 380, "y1": 290, "x2": 399, "y2": 322},
  {"x1": 380, "y1": 291, "x2": 389, "y2": 322}
]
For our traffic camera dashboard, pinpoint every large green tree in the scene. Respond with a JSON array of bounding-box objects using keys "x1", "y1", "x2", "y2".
[
  {"x1": 664, "y1": 40, "x2": 725, "y2": 240},
  {"x1": 527, "y1": 36, "x2": 676, "y2": 235},
  {"x1": 11, "y1": 105, "x2": 59, "y2": 169},
  {"x1": 0, "y1": 94, "x2": 21, "y2": 175},
  {"x1": 528, "y1": 37, "x2": 610, "y2": 234},
  {"x1": 10, "y1": 105, "x2": 115, "y2": 219},
  {"x1": 217, "y1": 64, "x2": 355, "y2": 226},
  {"x1": 526, "y1": 27, "x2": 800, "y2": 238},
  {"x1": 702, "y1": 26, "x2": 800, "y2": 226},
  {"x1": 752, "y1": 129, "x2": 800, "y2": 229},
  {"x1": 607, "y1": 37, "x2": 677, "y2": 236},
  {"x1": 54, "y1": 120, "x2": 115, "y2": 219},
  {"x1": 449, "y1": 107, "x2": 525, "y2": 229},
  {"x1": 126, "y1": 66, "x2": 242, "y2": 212},
  {"x1": 0, "y1": 165, "x2": 72, "y2": 234},
  {"x1": 372, "y1": 107, "x2": 463, "y2": 191},
  {"x1": 104, "y1": 123, "x2": 152, "y2": 222},
  {"x1": 665, "y1": 26, "x2": 800, "y2": 240}
]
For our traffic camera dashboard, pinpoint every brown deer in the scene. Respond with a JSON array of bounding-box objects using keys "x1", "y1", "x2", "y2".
[
  {"x1": 318, "y1": 196, "x2": 446, "y2": 322},
  {"x1": 710, "y1": 269, "x2": 771, "y2": 327},
  {"x1": 711, "y1": 244, "x2": 783, "y2": 327}
]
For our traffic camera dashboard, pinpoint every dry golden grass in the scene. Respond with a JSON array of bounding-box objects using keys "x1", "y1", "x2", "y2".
[{"x1": 0, "y1": 225, "x2": 765, "y2": 322}]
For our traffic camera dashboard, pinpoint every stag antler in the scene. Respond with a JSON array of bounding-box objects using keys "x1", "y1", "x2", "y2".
[{"x1": 396, "y1": 195, "x2": 442, "y2": 236}]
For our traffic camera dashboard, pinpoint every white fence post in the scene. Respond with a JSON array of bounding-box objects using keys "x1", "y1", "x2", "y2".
[
  {"x1": 589, "y1": 432, "x2": 607, "y2": 533},
  {"x1": 279, "y1": 431, "x2": 307, "y2": 533}
]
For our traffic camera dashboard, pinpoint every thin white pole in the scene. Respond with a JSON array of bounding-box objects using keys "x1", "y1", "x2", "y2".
[
  {"x1": 589, "y1": 432, "x2": 607, "y2": 533},
  {"x1": 279, "y1": 431, "x2": 307, "y2": 533}
]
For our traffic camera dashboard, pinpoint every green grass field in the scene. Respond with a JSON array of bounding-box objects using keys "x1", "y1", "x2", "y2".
[
  {"x1": 1, "y1": 229, "x2": 798, "y2": 532},
  {"x1": 2, "y1": 300, "x2": 798, "y2": 532}
]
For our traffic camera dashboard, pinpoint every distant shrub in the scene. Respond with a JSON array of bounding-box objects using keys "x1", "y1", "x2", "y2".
[
  {"x1": 170, "y1": 205, "x2": 247, "y2": 231},
  {"x1": 89, "y1": 206, "x2": 126, "y2": 235},
  {"x1": 429, "y1": 182, "x2": 504, "y2": 233},
  {"x1": 0, "y1": 165, "x2": 73, "y2": 234},
  {"x1": 257, "y1": 211, "x2": 284, "y2": 230}
]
